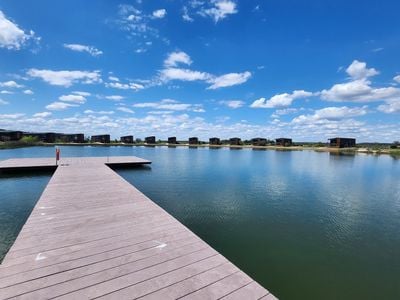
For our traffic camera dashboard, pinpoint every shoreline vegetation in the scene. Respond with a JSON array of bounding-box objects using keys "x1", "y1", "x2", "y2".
[{"x1": 1, "y1": 138, "x2": 399, "y2": 157}]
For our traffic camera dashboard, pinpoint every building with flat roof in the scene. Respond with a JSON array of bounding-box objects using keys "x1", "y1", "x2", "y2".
[
  {"x1": 91, "y1": 134, "x2": 110, "y2": 143},
  {"x1": 57, "y1": 133, "x2": 85, "y2": 143},
  {"x1": 168, "y1": 137, "x2": 177, "y2": 144},
  {"x1": 120, "y1": 135, "x2": 134, "y2": 143},
  {"x1": 230, "y1": 137, "x2": 242, "y2": 145},
  {"x1": 145, "y1": 136, "x2": 156, "y2": 144},
  {"x1": 24, "y1": 132, "x2": 57, "y2": 143},
  {"x1": 209, "y1": 137, "x2": 221, "y2": 145},
  {"x1": 276, "y1": 138, "x2": 292, "y2": 146},
  {"x1": 0, "y1": 131, "x2": 23, "y2": 142},
  {"x1": 189, "y1": 137, "x2": 199, "y2": 145},
  {"x1": 251, "y1": 138, "x2": 267, "y2": 146},
  {"x1": 329, "y1": 137, "x2": 356, "y2": 148}
]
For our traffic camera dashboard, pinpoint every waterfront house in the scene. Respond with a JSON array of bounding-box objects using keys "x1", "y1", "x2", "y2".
[
  {"x1": 24, "y1": 132, "x2": 57, "y2": 143},
  {"x1": 251, "y1": 138, "x2": 267, "y2": 146},
  {"x1": 230, "y1": 137, "x2": 242, "y2": 145},
  {"x1": 168, "y1": 137, "x2": 177, "y2": 144},
  {"x1": 189, "y1": 137, "x2": 199, "y2": 145},
  {"x1": 276, "y1": 138, "x2": 293, "y2": 146},
  {"x1": 57, "y1": 133, "x2": 85, "y2": 143},
  {"x1": 209, "y1": 137, "x2": 221, "y2": 145},
  {"x1": 0, "y1": 130, "x2": 23, "y2": 142},
  {"x1": 329, "y1": 137, "x2": 356, "y2": 148},
  {"x1": 120, "y1": 135, "x2": 134, "y2": 143},
  {"x1": 145, "y1": 136, "x2": 156, "y2": 144},
  {"x1": 91, "y1": 134, "x2": 111, "y2": 144}
]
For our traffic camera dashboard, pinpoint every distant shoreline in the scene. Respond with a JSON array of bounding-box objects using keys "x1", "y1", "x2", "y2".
[{"x1": 1, "y1": 141, "x2": 399, "y2": 157}]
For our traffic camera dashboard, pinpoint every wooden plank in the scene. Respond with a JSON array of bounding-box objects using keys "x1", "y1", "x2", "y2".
[{"x1": 0, "y1": 156, "x2": 274, "y2": 299}]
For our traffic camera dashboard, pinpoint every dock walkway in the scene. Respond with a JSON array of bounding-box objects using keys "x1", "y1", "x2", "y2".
[{"x1": 0, "y1": 156, "x2": 275, "y2": 299}]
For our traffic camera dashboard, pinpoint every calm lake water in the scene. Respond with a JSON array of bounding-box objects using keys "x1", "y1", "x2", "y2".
[{"x1": 0, "y1": 146, "x2": 399, "y2": 299}]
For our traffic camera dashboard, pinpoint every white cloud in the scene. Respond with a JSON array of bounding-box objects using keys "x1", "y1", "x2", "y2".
[
  {"x1": 27, "y1": 69, "x2": 102, "y2": 87},
  {"x1": 207, "y1": 71, "x2": 251, "y2": 89},
  {"x1": 0, "y1": 113, "x2": 24, "y2": 119},
  {"x1": 105, "y1": 95, "x2": 124, "y2": 101},
  {"x1": 0, "y1": 11, "x2": 38, "y2": 50},
  {"x1": 0, "y1": 80, "x2": 23, "y2": 88},
  {"x1": 105, "y1": 81, "x2": 144, "y2": 91},
  {"x1": 59, "y1": 94, "x2": 87, "y2": 104},
  {"x1": 377, "y1": 100, "x2": 400, "y2": 114},
  {"x1": 0, "y1": 90, "x2": 13, "y2": 94},
  {"x1": 152, "y1": 9, "x2": 167, "y2": 19},
  {"x1": 160, "y1": 68, "x2": 212, "y2": 82},
  {"x1": 84, "y1": 110, "x2": 115, "y2": 115},
  {"x1": 394, "y1": 75, "x2": 400, "y2": 84},
  {"x1": 117, "y1": 107, "x2": 135, "y2": 114},
  {"x1": 63, "y1": 43, "x2": 103, "y2": 56},
  {"x1": 108, "y1": 76, "x2": 119, "y2": 82},
  {"x1": 33, "y1": 112, "x2": 52, "y2": 118},
  {"x1": 23, "y1": 89, "x2": 34, "y2": 95},
  {"x1": 199, "y1": 0, "x2": 238, "y2": 23},
  {"x1": 251, "y1": 90, "x2": 313, "y2": 108},
  {"x1": 346, "y1": 60, "x2": 379, "y2": 80},
  {"x1": 182, "y1": 7, "x2": 194, "y2": 22},
  {"x1": 46, "y1": 102, "x2": 78, "y2": 111},
  {"x1": 321, "y1": 79, "x2": 400, "y2": 102},
  {"x1": 0, "y1": 99, "x2": 9, "y2": 105},
  {"x1": 164, "y1": 51, "x2": 192, "y2": 67},
  {"x1": 72, "y1": 91, "x2": 91, "y2": 97},
  {"x1": 219, "y1": 100, "x2": 245, "y2": 109},
  {"x1": 133, "y1": 99, "x2": 204, "y2": 112}
]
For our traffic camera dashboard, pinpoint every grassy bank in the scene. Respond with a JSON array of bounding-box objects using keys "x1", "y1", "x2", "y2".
[{"x1": 0, "y1": 136, "x2": 42, "y2": 149}]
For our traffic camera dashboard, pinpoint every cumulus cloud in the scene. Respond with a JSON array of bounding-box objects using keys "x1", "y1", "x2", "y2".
[
  {"x1": 394, "y1": 75, "x2": 400, "y2": 84},
  {"x1": 0, "y1": 11, "x2": 39, "y2": 50},
  {"x1": 23, "y1": 89, "x2": 34, "y2": 95},
  {"x1": 105, "y1": 81, "x2": 144, "y2": 91},
  {"x1": 46, "y1": 102, "x2": 79, "y2": 111},
  {"x1": 59, "y1": 94, "x2": 87, "y2": 104},
  {"x1": 33, "y1": 112, "x2": 52, "y2": 118},
  {"x1": 152, "y1": 9, "x2": 167, "y2": 19},
  {"x1": 164, "y1": 51, "x2": 192, "y2": 67},
  {"x1": 0, "y1": 99, "x2": 9, "y2": 105},
  {"x1": 0, "y1": 80, "x2": 23, "y2": 88},
  {"x1": 160, "y1": 68, "x2": 212, "y2": 82},
  {"x1": 377, "y1": 101, "x2": 400, "y2": 114},
  {"x1": 27, "y1": 69, "x2": 102, "y2": 87},
  {"x1": 199, "y1": 0, "x2": 238, "y2": 23},
  {"x1": 219, "y1": 100, "x2": 245, "y2": 109},
  {"x1": 251, "y1": 90, "x2": 313, "y2": 108},
  {"x1": 346, "y1": 60, "x2": 379, "y2": 80},
  {"x1": 63, "y1": 43, "x2": 103, "y2": 56},
  {"x1": 292, "y1": 106, "x2": 368, "y2": 124},
  {"x1": 117, "y1": 107, "x2": 135, "y2": 114},
  {"x1": 208, "y1": 72, "x2": 251, "y2": 89}
]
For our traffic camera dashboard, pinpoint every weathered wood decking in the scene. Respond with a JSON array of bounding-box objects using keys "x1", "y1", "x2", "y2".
[{"x1": 0, "y1": 156, "x2": 275, "y2": 299}]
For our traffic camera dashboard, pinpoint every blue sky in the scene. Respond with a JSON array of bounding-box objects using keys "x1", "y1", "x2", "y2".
[{"x1": 0, "y1": 0, "x2": 399, "y2": 142}]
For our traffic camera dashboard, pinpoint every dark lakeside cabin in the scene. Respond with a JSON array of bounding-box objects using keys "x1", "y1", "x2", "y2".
[
  {"x1": 168, "y1": 137, "x2": 177, "y2": 144},
  {"x1": 145, "y1": 136, "x2": 156, "y2": 144},
  {"x1": 24, "y1": 132, "x2": 57, "y2": 143},
  {"x1": 229, "y1": 137, "x2": 242, "y2": 145},
  {"x1": 57, "y1": 133, "x2": 85, "y2": 143},
  {"x1": 0, "y1": 130, "x2": 23, "y2": 142},
  {"x1": 276, "y1": 138, "x2": 293, "y2": 147},
  {"x1": 189, "y1": 137, "x2": 199, "y2": 145},
  {"x1": 120, "y1": 135, "x2": 134, "y2": 143},
  {"x1": 91, "y1": 134, "x2": 111, "y2": 144},
  {"x1": 209, "y1": 137, "x2": 221, "y2": 145},
  {"x1": 329, "y1": 137, "x2": 356, "y2": 148},
  {"x1": 251, "y1": 138, "x2": 267, "y2": 146}
]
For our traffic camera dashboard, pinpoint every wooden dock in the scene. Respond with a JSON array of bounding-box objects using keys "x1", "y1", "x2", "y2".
[{"x1": 0, "y1": 156, "x2": 276, "y2": 299}]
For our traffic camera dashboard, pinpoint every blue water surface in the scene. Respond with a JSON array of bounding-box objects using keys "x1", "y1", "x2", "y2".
[{"x1": 0, "y1": 146, "x2": 399, "y2": 299}]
